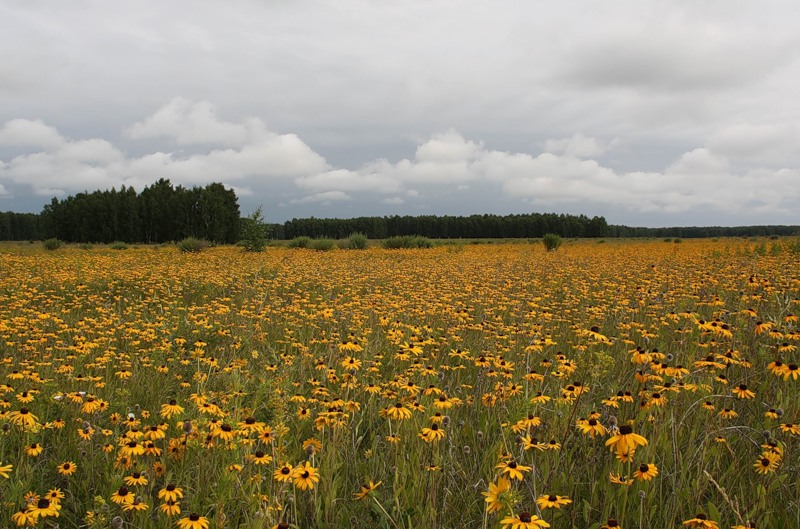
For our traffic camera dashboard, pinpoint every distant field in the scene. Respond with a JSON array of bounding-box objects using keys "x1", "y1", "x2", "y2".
[{"x1": 0, "y1": 239, "x2": 798, "y2": 528}]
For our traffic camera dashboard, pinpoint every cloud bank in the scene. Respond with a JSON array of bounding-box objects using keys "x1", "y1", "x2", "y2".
[{"x1": 2, "y1": 99, "x2": 798, "y2": 224}]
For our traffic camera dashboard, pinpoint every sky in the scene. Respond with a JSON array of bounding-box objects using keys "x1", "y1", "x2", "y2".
[{"x1": 1, "y1": 1, "x2": 799, "y2": 227}]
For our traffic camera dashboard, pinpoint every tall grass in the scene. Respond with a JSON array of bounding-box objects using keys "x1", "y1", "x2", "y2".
[{"x1": 0, "y1": 239, "x2": 796, "y2": 528}]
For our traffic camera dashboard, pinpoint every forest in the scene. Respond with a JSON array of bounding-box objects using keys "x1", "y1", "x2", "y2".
[{"x1": 0, "y1": 180, "x2": 798, "y2": 242}]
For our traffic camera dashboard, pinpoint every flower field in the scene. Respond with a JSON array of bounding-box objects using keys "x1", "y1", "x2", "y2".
[{"x1": 0, "y1": 238, "x2": 798, "y2": 528}]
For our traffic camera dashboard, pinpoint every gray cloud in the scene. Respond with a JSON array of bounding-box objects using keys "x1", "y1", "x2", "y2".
[{"x1": 1, "y1": 2, "x2": 799, "y2": 226}]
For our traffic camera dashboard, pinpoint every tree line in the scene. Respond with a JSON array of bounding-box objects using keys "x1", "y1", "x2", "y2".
[
  {"x1": 607, "y1": 224, "x2": 800, "y2": 238},
  {"x1": 1, "y1": 182, "x2": 799, "y2": 242},
  {"x1": 37, "y1": 179, "x2": 240, "y2": 243},
  {"x1": 274, "y1": 213, "x2": 609, "y2": 240}
]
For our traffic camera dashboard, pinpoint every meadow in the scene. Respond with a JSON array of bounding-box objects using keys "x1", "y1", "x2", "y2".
[{"x1": 0, "y1": 238, "x2": 798, "y2": 529}]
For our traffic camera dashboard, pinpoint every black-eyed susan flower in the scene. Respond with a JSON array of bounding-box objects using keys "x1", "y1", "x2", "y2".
[
  {"x1": 176, "y1": 513, "x2": 210, "y2": 529},
  {"x1": 600, "y1": 518, "x2": 622, "y2": 529},
  {"x1": 11, "y1": 508, "x2": 33, "y2": 526},
  {"x1": 577, "y1": 418, "x2": 608, "y2": 438},
  {"x1": 482, "y1": 476, "x2": 512, "y2": 513},
  {"x1": 274, "y1": 463, "x2": 294, "y2": 483},
  {"x1": 385, "y1": 402, "x2": 412, "y2": 420},
  {"x1": 500, "y1": 511, "x2": 550, "y2": 528},
  {"x1": 418, "y1": 423, "x2": 446, "y2": 443},
  {"x1": 732, "y1": 384, "x2": 755, "y2": 399},
  {"x1": 682, "y1": 513, "x2": 719, "y2": 528},
  {"x1": 248, "y1": 450, "x2": 273, "y2": 465},
  {"x1": 536, "y1": 494, "x2": 572, "y2": 509},
  {"x1": 353, "y1": 479, "x2": 382, "y2": 500},
  {"x1": 57, "y1": 461, "x2": 76, "y2": 476},
  {"x1": 783, "y1": 363, "x2": 800, "y2": 380},
  {"x1": 26, "y1": 443, "x2": 43, "y2": 457},
  {"x1": 122, "y1": 498, "x2": 149, "y2": 512},
  {"x1": 609, "y1": 472, "x2": 634, "y2": 486},
  {"x1": 26, "y1": 498, "x2": 60, "y2": 521},
  {"x1": 605, "y1": 425, "x2": 647, "y2": 458},
  {"x1": 124, "y1": 472, "x2": 148, "y2": 487},
  {"x1": 8, "y1": 407, "x2": 38, "y2": 428},
  {"x1": 157, "y1": 484, "x2": 184, "y2": 503},
  {"x1": 496, "y1": 460, "x2": 531, "y2": 481},
  {"x1": 110, "y1": 486, "x2": 135, "y2": 505},
  {"x1": 159, "y1": 500, "x2": 181, "y2": 516},
  {"x1": 292, "y1": 461, "x2": 320, "y2": 491},
  {"x1": 753, "y1": 452, "x2": 780, "y2": 474},
  {"x1": 633, "y1": 463, "x2": 659, "y2": 481}
]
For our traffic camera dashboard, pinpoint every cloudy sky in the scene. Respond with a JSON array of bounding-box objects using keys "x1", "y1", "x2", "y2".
[{"x1": 2, "y1": 1, "x2": 799, "y2": 226}]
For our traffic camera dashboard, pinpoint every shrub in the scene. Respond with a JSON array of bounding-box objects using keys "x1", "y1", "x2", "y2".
[
  {"x1": 310, "y1": 238, "x2": 335, "y2": 251},
  {"x1": 287, "y1": 236, "x2": 312, "y2": 248},
  {"x1": 383, "y1": 235, "x2": 433, "y2": 249},
  {"x1": 177, "y1": 237, "x2": 209, "y2": 253},
  {"x1": 43, "y1": 238, "x2": 62, "y2": 251},
  {"x1": 542, "y1": 233, "x2": 563, "y2": 251},
  {"x1": 79, "y1": 243, "x2": 94, "y2": 250},
  {"x1": 346, "y1": 232, "x2": 368, "y2": 250},
  {"x1": 110, "y1": 242, "x2": 128, "y2": 250},
  {"x1": 240, "y1": 206, "x2": 269, "y2": 252}
]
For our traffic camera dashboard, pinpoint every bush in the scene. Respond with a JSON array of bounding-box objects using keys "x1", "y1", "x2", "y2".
[
  {"x1": 79, "y1": 243, "x2": 94, "y2": 250},
  {"x1": 287, "y1": 236, "x2": 312, "y2": 248},
  {"x1": 310, "y1": 238, "x2": 335, "y2": 251},
  {"x1": 346, "y1": 232, "x2": 368, "y2": 250},
  {"x1": 383, "y1": 235, "x2": 433, "y2": 249},
  {"x1": 43, "y1": 238, "x2": 62, "y2": 251},
  {"x1": 109, "y1": 242, "x2": 128, "y2": 250},
  {"x1": 177, "y1": 237, "x2": 209, "y2": 253},
  {"x1": 240, "y1": 206, "x2": 269, "y2": 252},
  {"x1": 542, "y1": 233, "x2": 563, "y2": 251}
]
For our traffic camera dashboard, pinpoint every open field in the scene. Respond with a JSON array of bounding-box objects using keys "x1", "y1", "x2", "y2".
[{"x1": 0, "y1": 239, "x2": 798, "y2": 528}]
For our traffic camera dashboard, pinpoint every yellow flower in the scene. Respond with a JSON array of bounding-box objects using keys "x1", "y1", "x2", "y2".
[
  {"x1": 0, "y1": 462, "x2": 13, "y2": 478},
  {"x1": 536, "y1": 494, "x2": 572, "y2": 509},
  {"x1": 353, "y1": 480, "x2": 382, "y2": 500},
  {"x1": 418, "y1": 423, "x2": 446, "y2": 443},
  {"x1": 605, "y1": 425, "x2": 647, "y2": 459},
  {"x1": 482, "y1": 476, "x2": 511, "y2": 513},
  {"x1": 753, "y1": 452, "x2": 780, "y2": 474},
  {"x1": 633, "y1": 463, "x2": 659, "y2": 481},
  {"x1": 292, "y1": 461, "x2": 320, "y2": 491},
  {"x1": 57, "y1": 461, "x2": 77, "y2": 476},
  {"x1": 124, "y1": 472, "x2": 149, "y2": 486},
  {"x1": 274, "y1": 463, "x2": 294, "y2": 483},
  {"x1": 682, "y1": 513, "x2": 719, "y2": 528},
  {"x1": 500, "y1": 511, "x2": 550, "y2": 528},
  {"x1": 576, "y1": 418, "x2": 608, "y2": 438},
  {"x1": 177, "y1": 513, "x2": 210, "y2": 529},
  {"x1": 159, "y1": 500, "x2": 181, "y2": 516},
  {"x1": 495, "y1": 460, "x2": 531, "y2": 481},
  {"x1": 158, "y1": 484, "x2": 184, "y2": 503},
  {"x1": 732, "y1": 385, "x2": 755, "y2": 399},
  {"x1": 110, "y1": 486, "x2": 135, "y2": 505}
]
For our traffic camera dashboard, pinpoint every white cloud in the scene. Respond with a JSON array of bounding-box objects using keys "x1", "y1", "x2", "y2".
[
  {"x1": 1, "y1": 102, "x2": 799, "y2": 225},
  {"x1": 290, "y1": 191, "x2": 351, "y2": 205},
  {"x1": 0, "y1": 119, "x2": 65, "y2": 150},
  {"x1": 707, "y1": 123, "x2": 800, "y2": 164},
  {"x1": 127, "y1": 98, "x2": 258, "y2": 147}
]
